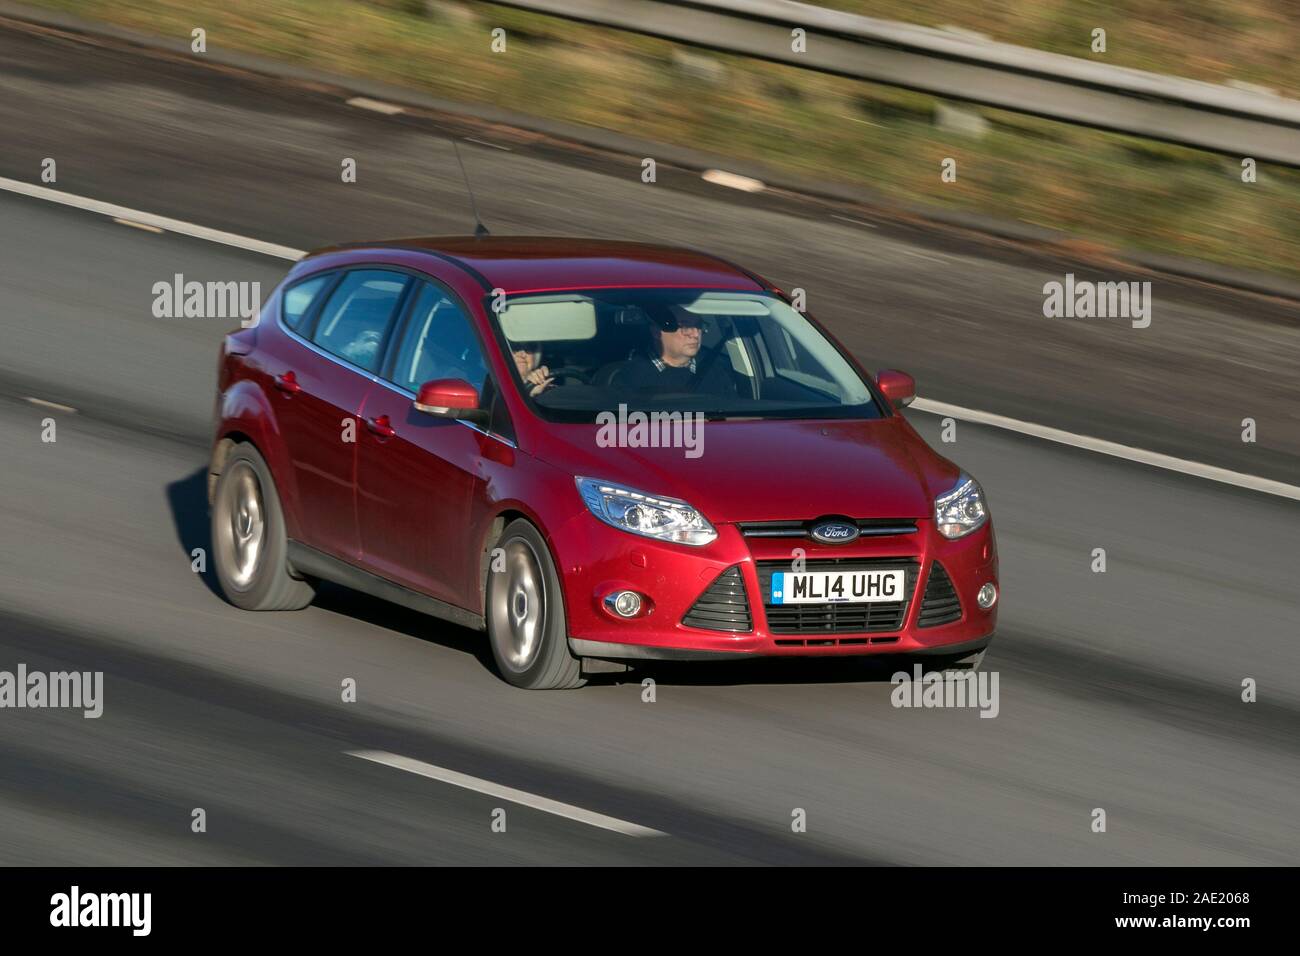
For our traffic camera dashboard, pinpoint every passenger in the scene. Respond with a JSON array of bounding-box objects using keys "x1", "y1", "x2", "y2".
[
  {"x1": 512, "y1": 343, "x2": 554, "y2": 397},
  {"x1": 341, "y1": 328, "x2": 383, "y2": 369},
  {"x1": 612, "y1": 306, "x2": 736, "y2": 397}
]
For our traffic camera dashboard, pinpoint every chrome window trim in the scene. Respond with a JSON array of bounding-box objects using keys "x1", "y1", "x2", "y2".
[
  {"x1": 281, "y1": 321, "x2": 381, "y2": 384},
  {"x1": 278, "y1": 310, "x2": 517, "y2": 450}
]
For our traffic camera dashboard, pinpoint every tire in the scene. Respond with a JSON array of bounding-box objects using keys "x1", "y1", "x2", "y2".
[
  {"x1": 486, "y1": 519, "x2": 585, "y2": 689},
  {"x1": 211, "y1": 441, "x2": 316, "y2": 611}
]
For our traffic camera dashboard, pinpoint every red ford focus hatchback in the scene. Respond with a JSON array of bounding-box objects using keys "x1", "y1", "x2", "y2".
[{"x1": 209, "y1": 237, "x2": 997, "y2": 689}]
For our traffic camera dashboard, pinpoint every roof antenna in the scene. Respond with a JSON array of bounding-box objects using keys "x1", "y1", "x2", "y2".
[{"x1": 451, "y1": 139, "x2": 490, "y2": 238}]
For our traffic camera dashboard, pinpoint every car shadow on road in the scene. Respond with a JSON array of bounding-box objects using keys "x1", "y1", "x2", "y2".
[
  {"x1": 165, "y1": 466, "x2": 499, "y2": 674},
  {"x1": 627, "y1": 656, "x2": 918, "y2": 688},
  {"x1": 308, "y1": 582, "x2": 498, "y2": 675},
  {"x1": 165, "y1": 467, "x2": 223, "y2": 599}
]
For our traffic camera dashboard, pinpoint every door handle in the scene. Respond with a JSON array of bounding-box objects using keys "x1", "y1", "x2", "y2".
[
  {"x1": 274, "y1": 371, "x2": 301, "y2": 394},
  {"x1": 366, "y1": 414, "x2": 396, "y2": 439}
]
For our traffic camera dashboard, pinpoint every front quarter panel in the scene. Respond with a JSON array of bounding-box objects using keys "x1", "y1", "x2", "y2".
[{"x1": 465, "y1": 447, "x2": 586, "y2": 615}]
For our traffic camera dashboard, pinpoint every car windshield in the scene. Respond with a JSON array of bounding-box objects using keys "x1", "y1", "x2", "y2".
[{"x1": 491, "y1": 288, "x2": 882, "y2": 422}]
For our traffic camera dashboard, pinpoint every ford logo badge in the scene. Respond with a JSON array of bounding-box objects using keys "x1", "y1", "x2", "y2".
[{"x1": 810, "y1": 520, "x2": 860, "y2": 545}]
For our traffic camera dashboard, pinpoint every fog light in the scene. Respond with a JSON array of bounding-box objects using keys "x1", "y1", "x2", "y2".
[
  {"x1": 976, "y1": 582, "x2": 998, "y2": 610},
  {"x1": 605, "y1": 590, "x2": 643, "y2": 618}
]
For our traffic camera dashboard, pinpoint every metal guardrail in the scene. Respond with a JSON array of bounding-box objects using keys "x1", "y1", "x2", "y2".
[{"x1": 490, "y1": 0, "x2": 1300, "y2": 165}]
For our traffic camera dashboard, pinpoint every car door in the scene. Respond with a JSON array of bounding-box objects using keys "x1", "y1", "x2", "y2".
[
  {"x1": 270, "y1": 268, "x2": 411, "y2": 562},
  {"x1": 354, "y1": 279, "x2": 499, "y2": 606}
]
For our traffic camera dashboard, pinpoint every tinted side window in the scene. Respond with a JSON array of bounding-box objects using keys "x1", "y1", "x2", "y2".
[
  {"x1": 390, "y1": 282, "x2": 487, "y2": 394},
  {"x1": 311, "y1": 271, "x2": 407, "y2": 373},
  {"x1": 281, "y1": 274, "x2": 332, "y2": 331}
]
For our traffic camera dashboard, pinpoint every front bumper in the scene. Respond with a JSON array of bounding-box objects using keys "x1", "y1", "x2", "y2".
[
  {"x1": 547, "y1": 510, "x2": 998, "y2": 661},
  {"x1": 570, "y1": 633, "x2": 995, "y2": 661}
]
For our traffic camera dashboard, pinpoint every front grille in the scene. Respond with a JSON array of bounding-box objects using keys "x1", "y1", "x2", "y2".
[
  {"x1": 917, "y1": 561, "x2": 962, "y2": 627},
  {"x1": 755, "y1": 559, "x2": 919, "y2": 634},
  {"x1": 682, "y1": 565, "x2": 752, "y2": 632},
  {"x1": 737, "y1": 518, "x2": 917, "y2": 539}
]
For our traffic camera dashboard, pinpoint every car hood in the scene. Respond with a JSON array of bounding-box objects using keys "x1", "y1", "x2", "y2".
[{"x1": 531, "y1": 417, "x2": 945, "y2": 523}]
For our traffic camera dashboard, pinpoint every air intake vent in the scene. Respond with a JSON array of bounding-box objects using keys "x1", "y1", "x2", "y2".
[
  {"x1": 682, "y1": 566, "x2": 752, "y2": 633},
  {"x1": 917, "y1": 561, "x2": 962, "y2": 627}
]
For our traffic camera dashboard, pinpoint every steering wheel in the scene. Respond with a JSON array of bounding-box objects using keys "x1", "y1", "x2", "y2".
[{"x1": 537, "y1": 365, "x2": 589, "y2": 386}]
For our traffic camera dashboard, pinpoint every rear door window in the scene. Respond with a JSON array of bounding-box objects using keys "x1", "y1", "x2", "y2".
[
  {"x1": 281, "y1": 273, "x2": 333, "y2": 331},
  {"x1": 310, "y1": 270, "x2": 408, "y2": 373}
]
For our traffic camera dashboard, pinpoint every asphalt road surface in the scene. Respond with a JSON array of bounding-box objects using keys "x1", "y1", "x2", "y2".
[
  {"x1": 0, "y1": 17, "x2": 1296, "y2": 865},
  {"x1": 0, "y1": 193, "x2": 1296, "y2": 865}
]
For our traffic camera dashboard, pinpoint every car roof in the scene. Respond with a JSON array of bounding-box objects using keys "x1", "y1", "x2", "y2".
[{"x1": 308, "y1": 236, "x2": 768, "y2": 294}]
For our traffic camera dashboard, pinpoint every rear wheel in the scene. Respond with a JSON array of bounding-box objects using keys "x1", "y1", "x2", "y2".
[
  {"x1": 211, "y1": 442, "x2": 316, "y2": 611},
  {"x1": 486, "y1": 520, "x2": 584, "y2": 689}
]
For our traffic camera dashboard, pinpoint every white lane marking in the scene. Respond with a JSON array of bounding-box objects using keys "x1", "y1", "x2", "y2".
[
  {"x1": 831, "y1": 214, "x2": 878, "y2": 228},
  {"x1": 3, "y1": 176, "x2": 1295, "y2": 503},
  {"x1": 464, "y1": 137, "x2": 511, "y2": 151},
  {"x1": 895, "y1": 248, "x2": 948, "y2": 264},
  {"x1": 112, "y1": 217, "x2": 164, "y2": 234},
  {"x1": 25, "y1": 397, "x2": 77, "y2": 413},
  {"x1": 702, "y1": 169, "x2": 766, "y2": 192},
  {"x1": 346, "y1": 749, "x2": 666, "y2": 837},
  {"x1": 0, "y1": 177, "x2": 305, "y2": 261},
  {"x1": 346, "y1": 96, "x2": 405, "y2": 115},
  {"x1": 910, "y1": 397, "x2": 1300, "y2": 502}
]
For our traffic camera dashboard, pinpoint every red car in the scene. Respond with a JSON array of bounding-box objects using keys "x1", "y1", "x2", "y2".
[{"x1": 209, "y1": 237, "x2": 997, "y2": 689}]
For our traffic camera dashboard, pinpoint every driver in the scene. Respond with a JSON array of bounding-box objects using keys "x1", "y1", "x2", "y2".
[{"x1": 611, "y1": 305, "x2": 736, "y2": 397}]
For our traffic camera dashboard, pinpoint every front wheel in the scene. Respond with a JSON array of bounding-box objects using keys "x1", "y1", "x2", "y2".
[{"x1": 486, "y1": 520, "x2": 584, "y2": 689}]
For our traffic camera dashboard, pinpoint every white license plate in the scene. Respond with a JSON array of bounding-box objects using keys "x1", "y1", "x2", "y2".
[{"x1": 770, "y1": 569, "x2": 906, "y2": 605}]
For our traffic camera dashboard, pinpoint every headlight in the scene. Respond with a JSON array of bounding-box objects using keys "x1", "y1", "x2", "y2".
[
  {"x1": 576, "y1": 477, "x2": 717, "y2": 546},
  {"x1": 934, "y1": 476, "x2": 988, "y2": 539}
]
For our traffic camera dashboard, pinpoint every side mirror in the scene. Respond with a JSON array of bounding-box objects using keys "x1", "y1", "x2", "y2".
[
  {"x1": 413, "y1": 378, "x2": 488, "y2": 425},
  {"x1": 876, "y1": 369, "x2": 916, "y2": 408}
]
